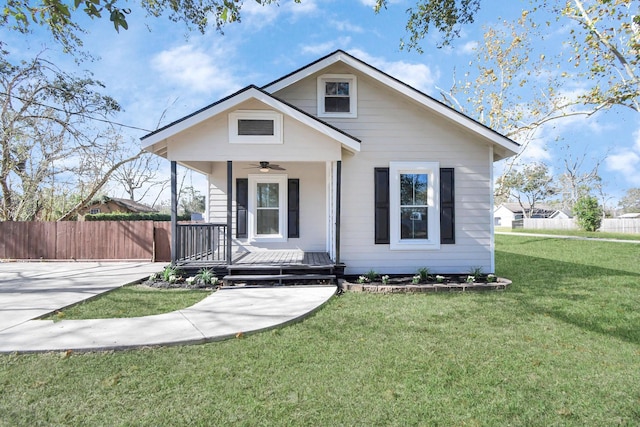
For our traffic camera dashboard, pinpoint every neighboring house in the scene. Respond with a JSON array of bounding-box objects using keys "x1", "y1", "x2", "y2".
[
  {"x1": 618, "y1": 212, "x2": 640, "y2": 219},
  {"x1": 494, "y1": 203, "x2": 570, "y2": 228},
  {"x1": 77, "y1": 197, "x2": 158, "y2": 220},
  {"x1": 141, "y1": 50, "x2": 520, "y2": 274}
]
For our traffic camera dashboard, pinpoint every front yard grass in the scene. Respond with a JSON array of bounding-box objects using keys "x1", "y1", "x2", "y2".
[
  {"x1": 1, "y1": 234, "x2": 639, "y2": 426},
  {"x1": 497, "y1": 227, "x2": 640, "y2": 240},
  {"x1": 43, "y1": 285, "x2": 212, "y2": 321}
]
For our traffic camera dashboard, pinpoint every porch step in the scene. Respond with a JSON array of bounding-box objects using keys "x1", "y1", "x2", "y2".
[{"x1": 222, "y1": 273, "x2": 336, "y2": 285}]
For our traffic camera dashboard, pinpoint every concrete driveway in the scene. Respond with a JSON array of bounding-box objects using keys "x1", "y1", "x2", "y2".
[{"x1": 0, "y1": 262, "x2": 163, "y2": 332}]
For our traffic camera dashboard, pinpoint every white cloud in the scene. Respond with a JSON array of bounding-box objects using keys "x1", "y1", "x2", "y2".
[
  {"x1": 241, "y1": 0, "x2": 318, "y2": 29},
  {"x1": 605, "y1": 129, "x2": 640, "y2": 185},
  {"x1": 459, "y1": 41, "x2": 478, "y2": 55},
  {"x1": 301, "y1": 38, "x2": 352, "y2": 55},
  {"x1": 332, "y1": 20, "x2": 364, "y2": 33},
  {"x1": 349, "y1": 49, "x2": 439, "y2": 93},
  {"x1": 151, "y1": 44, "x2": 241, "y2": 95}
]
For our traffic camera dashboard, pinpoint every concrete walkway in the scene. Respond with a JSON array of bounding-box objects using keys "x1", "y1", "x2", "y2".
[{"x1": 0, "y1": 262, "x2": 337, "y2": 353}]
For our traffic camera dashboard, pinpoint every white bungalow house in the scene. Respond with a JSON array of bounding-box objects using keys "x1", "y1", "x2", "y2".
[
  {"x1": 494, "y1": 203, "x2": 571, "y2": 228},
  {"x1": 141, "y1": 50, "x2": 520, "y2": 276}
]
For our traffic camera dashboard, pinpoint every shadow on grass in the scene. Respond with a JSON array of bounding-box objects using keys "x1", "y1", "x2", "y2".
[{"x1": 496, "y1": 250, "x2": 640, "y2": 345}]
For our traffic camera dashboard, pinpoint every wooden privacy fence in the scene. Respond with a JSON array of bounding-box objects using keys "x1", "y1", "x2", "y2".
[{"x1": 0, "y1": 221, "x2": 172, "y2": 261}]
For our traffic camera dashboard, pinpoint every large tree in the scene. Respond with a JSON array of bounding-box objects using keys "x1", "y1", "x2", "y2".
[
  {"x1": 0, "y1": 51, "x2": 142, "y2": 221},
  {"x1": 619, "y1": 187, "x2": 640, "y2": 213},
  {"x1": 499, "y1": 162, "x2": 558, "y2": 218}
]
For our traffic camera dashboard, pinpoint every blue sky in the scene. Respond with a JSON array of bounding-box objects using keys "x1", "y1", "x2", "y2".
[{"x1": 3, "y1": 0, "x2": 638, "y2": 209}]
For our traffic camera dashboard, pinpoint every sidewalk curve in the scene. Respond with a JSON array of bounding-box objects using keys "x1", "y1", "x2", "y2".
[{"x1": 0, "y1": 286, "x2": 337, "y2": 354}]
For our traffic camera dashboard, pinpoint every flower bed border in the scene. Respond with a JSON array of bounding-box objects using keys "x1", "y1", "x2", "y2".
[{"x1": 343, "y1": 278, "x2": 511, "y2": 293}]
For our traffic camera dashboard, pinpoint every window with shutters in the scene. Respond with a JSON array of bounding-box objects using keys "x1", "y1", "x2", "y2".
[
  {"x1": 389, "y1": 162, "x2": 440, "y2": 250},
  {"x1": 229, "y1": 110, "x2": 283, "y2": 144},
  {"x1": 248, "y1": 174, "x2": 288, "y2": 242},
  {"x1": 317, "y1": 74, "x2": 357, "y2": 118}
]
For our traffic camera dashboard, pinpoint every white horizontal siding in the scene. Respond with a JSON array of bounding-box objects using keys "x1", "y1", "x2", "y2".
[
  {"x1": 276, "y1": 64, "x2": 494, "y2": 274},
  {"x1": 208, "y1": 161, "x2": 327, "y2": 253}
]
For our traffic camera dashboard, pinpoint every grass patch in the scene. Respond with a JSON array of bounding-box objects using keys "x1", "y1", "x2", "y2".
[
  {"x1": 1, "y1": 235, "x2": 639, "y2": 425},
  {"x1": 498, "y1": 227, "x2": 640, "y2": 240},
  {"x1": 44, "y1": 285, "x2": 211, "y2": 321}
]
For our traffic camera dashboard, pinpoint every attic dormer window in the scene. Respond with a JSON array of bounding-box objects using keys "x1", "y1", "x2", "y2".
[
  {"x1": 317, "y1": 74, "x2": 357, "y2": 118},
  {"x1": 229, "y1": 110, "x2": 283, "y2": 144}
]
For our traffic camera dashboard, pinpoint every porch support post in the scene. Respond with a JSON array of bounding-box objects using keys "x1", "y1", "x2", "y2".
[
  {"x1": 170, "y1": 160, "x2": 178, "y2": 264},
  {"x1": 227, "y1": 161, "x2": 233, "y2": 265},
  {"x1": 335, "y1": 160, "x2": 342, "y2": 264}
]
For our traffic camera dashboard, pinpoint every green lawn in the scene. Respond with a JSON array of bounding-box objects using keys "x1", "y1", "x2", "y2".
[
  {"x1": 496, "y1": 227, "x2": 640, "y2": 240},
  {"x1": 1, "y1": 235, "x2": 639, "y2": 426},
  {"x1": 44, "y1": 285, "x2": 212, "y2": 321}
]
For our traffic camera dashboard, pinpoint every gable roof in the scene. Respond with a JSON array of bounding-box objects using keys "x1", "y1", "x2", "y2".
[
  {"x1": 141, "y1": 85, "x2": 361, "y2": 153},
  {"x1": 263, "y1": 50, "x2": 520, "y2": 161}
]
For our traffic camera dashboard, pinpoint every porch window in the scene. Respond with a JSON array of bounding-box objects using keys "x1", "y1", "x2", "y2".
[
  {"x1": 248, "y1": 174, "x2": 288, "y2": 242},
  {"x1": 389, "y1": 162, "x2": 440, "y2": 250},
  {"x1": 317, "y1": 74, "x2": 357, "y2": 118}
]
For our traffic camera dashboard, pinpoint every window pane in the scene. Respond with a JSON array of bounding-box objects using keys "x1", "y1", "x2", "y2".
[
  {"x1": 325, "y1": 82, "x2": 338, "y2": 95},
  {"x1": 400, "y1": 207, "x2": 428, "y2": 239},
  {"x1": 257, "y1": 183, "x2": 279, "y2": 208},
  {"x1": 400, "y1": 173, "x2": 428, "y2": 205},
  {"x1": 324, "y1": 97, "x2": 350, "y2": 113},
  {"x1": 337, "y1": 82, "x2": 350, "y2": 95},
  {"x1": 257, "y1": 209, "x2": 279, "y2": 234}
]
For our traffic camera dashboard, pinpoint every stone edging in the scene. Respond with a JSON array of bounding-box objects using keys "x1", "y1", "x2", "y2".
[{"x1": 342, "y1": 278, "x2": 511, "y2": 293}]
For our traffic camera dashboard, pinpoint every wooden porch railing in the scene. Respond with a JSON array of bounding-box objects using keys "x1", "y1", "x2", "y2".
[{"x1": 176, "y1": 223, "x2": 228, "y2": 263}]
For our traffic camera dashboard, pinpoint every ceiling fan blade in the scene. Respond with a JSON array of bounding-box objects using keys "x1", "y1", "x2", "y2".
[{"x1": 269, "y1": 164, "x2": 286, "y2": 170}]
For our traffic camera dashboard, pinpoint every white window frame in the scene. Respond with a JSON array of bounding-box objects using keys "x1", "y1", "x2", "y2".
[
  {"x1": 389, "y1": 161, "x2": 440, "y2": 251},
  {"x1": 317, "y1": 74, "x2": 357, "y2": 118},
  {"x1": 248, "y1": 174, "x2": 288, "y2": 243},
  {"x1": 229, "y1": 110, "x2": 283, "y2": 144}
]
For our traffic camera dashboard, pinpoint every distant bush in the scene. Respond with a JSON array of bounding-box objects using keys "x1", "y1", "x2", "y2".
[
  {"x1": 84, "y1": 212, "x2": 191, "y2": 221},
  {"x1": 574, "y1": 196, "x2": 602, "y2": 232}
]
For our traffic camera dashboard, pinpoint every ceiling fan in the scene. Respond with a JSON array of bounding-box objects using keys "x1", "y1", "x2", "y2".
[{"x1": 247, "y1": 161, "x2": 286, "y2": 172}]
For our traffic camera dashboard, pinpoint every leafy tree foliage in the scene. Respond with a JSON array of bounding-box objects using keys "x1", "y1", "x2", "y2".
[
  {"x1": 374, "y1": 0, "x2": 481, "y2": 50},
  {"x1": 498, "y1": 162, "x2": 557, "y2": 218},
  {"x1": 574, "y1": 195, "x2": 602, "y2": 231},
  {"x1": 0, "y1": 51, "x2": 122, "y2": 220},
  {"x1": 619, "y1": 188, "x2": 640, "y2": 213},
  {"x1": 2, "y1": 0, "x2": 300, "y2": 51}
]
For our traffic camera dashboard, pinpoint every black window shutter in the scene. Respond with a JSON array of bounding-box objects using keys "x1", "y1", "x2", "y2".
[
  {"x1": 374, "y1": 167, "x2": 390, "y2": 244},
  {"x1": 440, "y1": 168, "x2": 455, "y2": 244},
  {"x1": 288, "y1": 179, "x2": 300, "y2": 238},
  {"x1": 236, "y1": 178, "x2": 248, "y2": 238}
]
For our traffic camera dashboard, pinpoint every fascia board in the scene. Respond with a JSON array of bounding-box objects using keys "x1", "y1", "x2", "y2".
[
  {"x1": 141, "y1": 86, "x2": 360, "y2": 153},
  {"x1": 264, "y1": 51, "x2": 519, "y2": 160}
]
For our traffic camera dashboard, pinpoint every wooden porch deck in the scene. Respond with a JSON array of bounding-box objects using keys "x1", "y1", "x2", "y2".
[
  {"x1": 231, "y1": 250, "x2": 333, "y2": 267},
  {"x1": 177, "y1": 250, "x2": 344, "y2": 285}
]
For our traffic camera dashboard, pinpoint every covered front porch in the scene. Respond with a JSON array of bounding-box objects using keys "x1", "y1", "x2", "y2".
[{"x1": 171, "y1": 209, "x2": 345, "y2": 283}]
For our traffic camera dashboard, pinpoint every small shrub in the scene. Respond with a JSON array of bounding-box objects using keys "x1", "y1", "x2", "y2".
[
  {"x1": 364, "y1": 269, "x2": 379, "y2": 282},
  {"x1": 196, "y1": 268, "x2": 217, "y2": 285},
  {"x1": 381, "y1": 275, "x2": 390, "y2": 285},
  {"x1": 357, "y1": 275, "x2": 370, "y2": 284},
  {"x1": 435, "y1": 275, "x2": 445, "y2": 283},
  {"x1": 161, "y1": 265, "x2": 182, "y2": 282},
  {"x1": 486, "y1": 274, "x2": 497, "y2": 283},
  {"x1": 417, "y1": 267, "x2": 431, "y2": 283},
  {"x1": 466, "y1": 275, "x2": 476, "y2": 283},
  {"x1": 574, "y1": 195, "x2": 602, "y2": 232},
  {"x1": 411, "y1": 275, "x2": 421, "y2": 284},
  {"x1": 468, "y1": 266, "x2": 484, "y2": 277}
]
